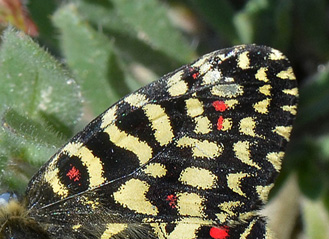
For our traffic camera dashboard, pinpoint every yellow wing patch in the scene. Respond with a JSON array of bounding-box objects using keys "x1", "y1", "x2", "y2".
[
  {"x1": 143, "y1": 163, "x2": 167, "y2": 178},
  {"x1": 63, "y1": 142, "x2": 105, "y2": 187},
  {"x1": 255, "y1": 67, "x2": 269, "y2": 82},
  {"x1": 258, "y1": 85, "x2": 272, "y2": 96},
  {"x1": 185, "y1": 98, "x2": 204, "y2": 117},
  {"x1": 276, "y1": 67, "x2": 296, "y2": 80},
  {"x1": 177, "y1": 192, "x2": 205, "y2": 217},
  {"x1": 227, "y1": 172, "x2": 249, "y2": 197},
  {"x1": 44, "y1": 166, "x2": 69, "y2": 198},
  {"x1": 143, "y1": 104, "x2": 174, "y2": 146},
  {"x1": 239, "y1": 117, "x2": 257, "y2": 137},
  {"x1": 273, "y1": 126, "x2": 292, "y2": 141},
  {"x1": 167, "y1": 70, "x2": 188, "y2": 96},
  {"x1": 233, "y1": 141, "x2": 261, "y2": 169},
  {"x1": 237, "y1": 51, "x2": 250, "y2": 69},
  {"x1": 179, "y1": 167, "x2": 217, "y2": 189},
  {"x1": 281, "y1": 105, "x2": 297, "y2": 115},
  {"x1": 101, "y1": 105, "x2": 118, "y2": 128},
  {"x1": 282, "y1": 87, "x2": 298, "y2": 96},
  {"x1": 256, "y1": 184, "x2": 274, "y2": 202},
  {"x1": 194, "y1": 116, "x2": 211, "y2": 134},
  {"x1": 104, "y1": 124, "x2": 153, "y2": 165},
  {"x1": 266, "y1": 151, "x2": 285, "y2": 171},
  {"x1": 176, "y1": 136, "x2": 223, "y2": 158},
  {"x1": 124, "y1": 93, "x2": 148, "y2": 107},
  {"x1": 101, "y1": 223, "x2": 128, "y2": 239},
  {"x1": 253, "y1": 98, "x2": 271, "y2": 114},
  {"x1": 113, "y1": 179, "x2": 158, "y2": 215}
]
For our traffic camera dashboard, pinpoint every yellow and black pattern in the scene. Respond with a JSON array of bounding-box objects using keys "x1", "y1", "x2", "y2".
[{"x1": 0, "y1": 45, "x2": 298, "y2": 239}]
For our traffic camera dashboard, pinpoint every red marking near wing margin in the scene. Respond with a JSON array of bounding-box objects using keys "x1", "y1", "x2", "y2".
[
  {"x1": 212, "y1": 100, "x2": 228, "y2": 131},
  {"x1": 188, "y1": 67, "x2": 199, "y2": 80},
  {"x1": 192, "y1": 72, "x2": 199, "y2": 79},
  {"x1": 66, "y1": 165, "x2": 81, "y2": 182},
  {"x1": 209, "y1": 226, "x2": 229, "y2": 239},
  {"x1": 166, "y1": 194, "x2": 177, "y2": 208},
  {"x1": 217, "y1": 116, "x2": 224, "y2": 130},
  {"x1": 212, "y1": 100, "x2": 228, "y2": 112}
]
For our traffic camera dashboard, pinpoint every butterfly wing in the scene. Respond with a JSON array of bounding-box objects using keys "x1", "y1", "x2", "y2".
[{"x1": 25, "y1": 45, "x2": 298, "y2": 239}]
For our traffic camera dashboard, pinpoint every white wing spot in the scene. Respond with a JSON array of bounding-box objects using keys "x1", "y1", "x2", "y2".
[
  {"x1": 202, "y1": 70, "x2": 222, "y2": 85},
  {"x1": 211, "y1": 84, "x2": 244, "y2": 98}
]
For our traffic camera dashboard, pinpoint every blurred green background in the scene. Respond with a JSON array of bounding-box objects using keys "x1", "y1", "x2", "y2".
[{"x1": 0, "y1": 0, "x2": 328, "y2": 238}]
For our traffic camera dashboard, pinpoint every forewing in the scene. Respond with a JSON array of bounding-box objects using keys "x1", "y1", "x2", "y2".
[{"x1": 25, "y1": 45, "x2": 298, "y2": 239}]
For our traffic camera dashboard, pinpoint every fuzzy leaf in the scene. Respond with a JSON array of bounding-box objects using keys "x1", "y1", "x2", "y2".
[
  {"x1": 111, "y1": 0, "x2": 195, "y2": 63},
  {"x1": 53, "y1": 4, "x2": 130, "y2": 116}
]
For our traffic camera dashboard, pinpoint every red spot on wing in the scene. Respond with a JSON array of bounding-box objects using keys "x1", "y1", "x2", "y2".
[
  {"x1": 209, "y1": 226, "x2": 229, "y2": 239},
  {"x1": 166, "y1": 194, "x2": 177, "y2": 208},
  {"x1": 212, "y1": 101, "x2": 228, "y2": 131},
  {"x1": 187, "y1": 67, "x2": 199, "y2": 80},
  {"x1": 217, "y1": 116, "x2": 224, "y2": 130},
  {"x1": 192, "y1": 72, "x2": 199, "y2": 79},
  {"x1": 212, "y1": 100, "x2": 228, "y2": 112},
  {"x1": 66, "y1": 165, "x2": 81, "y2": 182}
]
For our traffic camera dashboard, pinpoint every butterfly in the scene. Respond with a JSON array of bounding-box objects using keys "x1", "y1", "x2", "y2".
[{"x1": 0, "y1": 45, "x2": 298, "y2": 239}]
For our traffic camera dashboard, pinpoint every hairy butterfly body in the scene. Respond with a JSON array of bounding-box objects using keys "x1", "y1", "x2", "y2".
[{"x1": 0, "y1": 45, "x2": 298, "y2": 239}]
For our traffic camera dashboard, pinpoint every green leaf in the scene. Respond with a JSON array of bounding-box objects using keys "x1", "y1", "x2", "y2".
[
  {"x1": 272, "y1": 0, "x2": 293, "y2": 49},
  {"x1": 297, "y1": 141, "x2": 323, "y2": 199},
  {"x1": 111, "y1": 0, "x2": 195, "y2": 63},
  {"x1": 233, "y1": 0, "x2": 294, "y2": 48},
  {"x1": 0, "y1": 28, "x2": 82, "y2": 130},
  {"x1": 0, "y1": 28, "x2": 82, "y2": 192},
  {"x1": 295, "y1": 65, "x2": 329, "y2": 130},
  {"x1": 2, "y1": 109, "x2": 63, "y2": 147},
  {"x1": 189, "y1": 0, "x2": 239, "y2": 44},
  {"x1": 53, "y1": 4, "x2": 131, "y2": 116},
  {"x1": 301, "y1": 197, "x2": 329, "y2": 239},
  {"x1": 0, "y1": 123, "x2": 57, "y2": 192},
  {"x1": 27, "y1": 0, "x2": 59, "y2": 51},
  {"x1": 233, "y1": 0, "x2": 270, "y2": 44},
  {"x1": 75, "y1": 1, "x2": 185, "y2": 78},
  {"x1": 295, "y1": 0, "x2": 329, "y2": 59},
  {"x1": 233, "y1": 11, "x2": 253, "y2": 43}
]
